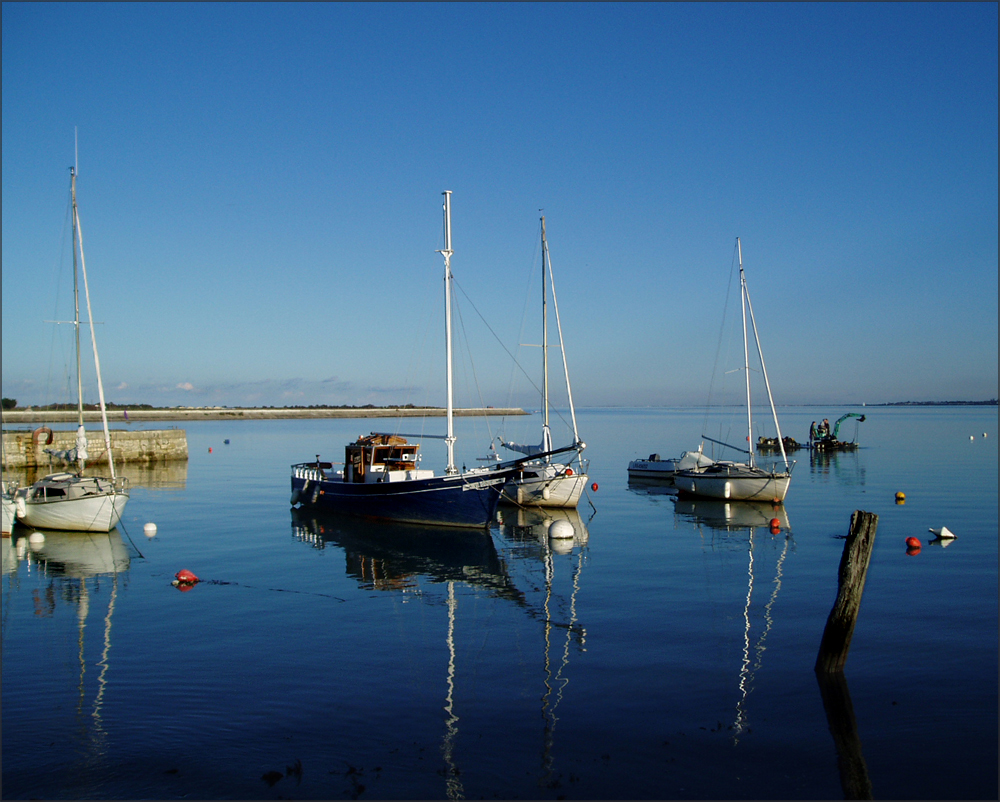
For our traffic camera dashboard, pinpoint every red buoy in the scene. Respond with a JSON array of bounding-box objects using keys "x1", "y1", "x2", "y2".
[
  {"x1": 565, "y1": 467, "x2": 574, "y2": 476},
  {"x1": 905, "y1": 536, "x2": 921, "y2": 549},
  {"x1": 208, "y1": 447, "x2": 212, "y2": 453},
  {"x1": 591, "y1": 482, "x2": 598, "y2": 491},
  {"x1": 769, "y1": 518, "x2": 781, "y2": 530},
  {"x1": 174, "y1": 569, "x2": 199, "y2": 584}
]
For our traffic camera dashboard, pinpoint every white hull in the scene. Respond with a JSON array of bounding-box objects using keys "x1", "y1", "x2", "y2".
[
  {"x1": 503, "y1": 464, "x2": 587, "y2": 507},
  {"x1": 14, "y1": 474, "x2": 128, "y2": 532},
  {"x1": 628, "y1": 446, "x2": 715, "y2": 481},
  {"x1": 627, "y1": 459, "x2": 681, "y2": 479},
  {"x1": 2, "y1": 496, "x2": 15, "y2": 535},
  {"x1": 673, "y1": 464, "x2": 790, "y2": 503}
]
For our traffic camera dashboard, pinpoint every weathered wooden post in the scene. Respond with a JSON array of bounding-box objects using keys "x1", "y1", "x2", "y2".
[
  {"x1": 815, "y1": 510, "x2": 878, "y2": 799},
  {"x1": 816, "y1": 510, "x2": 879, "y2": 673}
]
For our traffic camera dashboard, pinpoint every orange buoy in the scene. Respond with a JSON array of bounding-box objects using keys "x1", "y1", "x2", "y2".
[
  {"x1": 905, "y1": 536, "x2": 921, "y2": 549},
  {"x1": 769, "y1": 518, "x2": 781, "y2": 530},
  {"x1": 591, "y1": 482, "x2": 598, "y2": 492}
]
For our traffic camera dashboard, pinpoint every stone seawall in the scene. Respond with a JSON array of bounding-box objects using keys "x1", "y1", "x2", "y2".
[{"x1": 2, "y1": 428, "x2": 188, "y2": 469}]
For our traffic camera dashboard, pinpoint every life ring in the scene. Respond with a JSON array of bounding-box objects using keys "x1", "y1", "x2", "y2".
[{"x1": 32, "y1": 427, "x2": 54, "y2": 447}]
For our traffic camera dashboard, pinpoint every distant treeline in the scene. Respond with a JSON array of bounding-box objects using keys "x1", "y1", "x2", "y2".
[
  {"x1": 870, "y1": 399, "x2": 998, "y2": 406},
  {"x1": 6, "y1": 402, "x2": 442, "y2": 411}
]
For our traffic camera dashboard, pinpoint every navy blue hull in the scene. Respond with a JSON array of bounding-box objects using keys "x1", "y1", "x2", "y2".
[{"x1": 290, "y1": 466, "x2": 515, "y2": 528}]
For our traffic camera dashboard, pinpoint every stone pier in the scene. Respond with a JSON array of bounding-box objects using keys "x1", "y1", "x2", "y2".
[{"x1": 2, "y1": 428, "x2": 188, "y2": 470}]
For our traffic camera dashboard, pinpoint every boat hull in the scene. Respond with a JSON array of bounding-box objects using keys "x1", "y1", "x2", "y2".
[
  {"x1": 673, "y1": 464, "x2": 790, "y2": 502},
  {"x1": 502, "y1": 466, "x2": 588, "y2": 508},
  {"x1": 291, "y1": 464, "x2": 516, "y2": 528},
  {"x1": 2, "y1": 496, "x2": 15, "y2": 535},
  {"x1": 626, "y1": 459, "x2": 681, "y2": 480},
  {"x1": 14, "y1": 490, "x2": 128, "y2": 532}
]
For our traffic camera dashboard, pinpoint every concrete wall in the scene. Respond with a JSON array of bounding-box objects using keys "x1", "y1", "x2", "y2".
[{"x1": 2, "y1": 428, "x2": 188, "y2": 469}]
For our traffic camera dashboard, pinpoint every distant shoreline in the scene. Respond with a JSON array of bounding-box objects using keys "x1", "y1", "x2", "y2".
[{"x1": 1, "y1": 407, "x2": 527, "y2": 424}]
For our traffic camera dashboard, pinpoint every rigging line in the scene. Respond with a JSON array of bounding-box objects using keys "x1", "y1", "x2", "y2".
[
  {"x1": 452, "y1": 278, "x2": 542, "y2": 400},
  {"x1": 450, "y1": 285, "x2": 496, "y2": 449},
  {"x1": 117, "y1": 519, "x2": 145, "y2": 560},
  {"x1": 45, "y1": 197, "x2": 76, "y2": 408},
  {"x1": 701, "y1": 244, "x2": 740, "y2": 447},
  {"x1": 503, "y1": 225, "x2": 543, "y2": 413}
]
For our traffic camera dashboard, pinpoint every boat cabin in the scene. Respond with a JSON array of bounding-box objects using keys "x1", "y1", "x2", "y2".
[{"x1": 344, "y1": 434, "x2": 434, "y2": 483}]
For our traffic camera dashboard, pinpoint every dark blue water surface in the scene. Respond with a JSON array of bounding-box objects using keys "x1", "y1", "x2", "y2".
[{"x1": 2, "y1": 406, "x2": 997, "y2": 799}]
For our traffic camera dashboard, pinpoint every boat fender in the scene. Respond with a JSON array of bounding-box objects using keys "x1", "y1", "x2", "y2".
[
  {"x1": 15, "y1": 495, "x2": 26, "y2": 519},
  {"x1": 311, "y1": 486, "x2": 320, "y2": 504},
  {"x1": 290, "y1": 488, "x2": 301, "y2": 506}
]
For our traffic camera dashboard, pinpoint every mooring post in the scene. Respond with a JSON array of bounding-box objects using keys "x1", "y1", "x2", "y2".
[{"x1": 815, "y1": 510, "x2": 879, "y2": 673}]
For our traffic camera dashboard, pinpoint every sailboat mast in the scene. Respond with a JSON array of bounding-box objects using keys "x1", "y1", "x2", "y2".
[
  {"x1": 74, "y1": 172, "x2": 117, "y2": 481},
  {"x1": 71, "y1": 169, "x2": 84, "y2": 434},
  {"x1": 439, "y1": 191, "x2": 457, "y2": 474},
  {"x1": 540, "y1": 216, "x2": 550, "y2": 458},
  {"x1": 737, "y1": 238, "x2": 754, "y2": 469}
]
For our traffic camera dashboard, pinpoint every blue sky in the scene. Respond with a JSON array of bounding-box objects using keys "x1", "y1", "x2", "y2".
[{"x1": 2, "y1": 2, "x2": 997, "y2": 410}]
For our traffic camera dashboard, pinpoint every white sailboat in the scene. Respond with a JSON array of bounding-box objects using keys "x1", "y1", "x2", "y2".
[
  {"x1": 500, "y1": 216, "x2": 589, "y2": 507},
  {"x1": 14, "y1": 166, "x2": 129, "y2": 532},
  {"x1": 673, "y1": 238, "x2": 793, "y2": 502}
]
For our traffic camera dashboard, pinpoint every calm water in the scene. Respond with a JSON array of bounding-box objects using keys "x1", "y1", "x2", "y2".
[{"x1": 2, "y1": 406, "x2": 997, "y2": 799}]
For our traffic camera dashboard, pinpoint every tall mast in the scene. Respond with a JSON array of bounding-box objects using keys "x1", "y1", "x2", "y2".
[
  {"x1": 540, "y1": 216, "x2": 550, "y2": 459},
  {"x1": 438, "y1": 191, "x2": 457, "y2": 474},
  {"x1": 74, "y1": 169, "x2": 117, "y2": 480},
  {"x1": 737, "y1": 238, "x2": 754, "y2": 469},
  {"x1": 71, "y1": 169, "x2": 84, "y2": 433}
]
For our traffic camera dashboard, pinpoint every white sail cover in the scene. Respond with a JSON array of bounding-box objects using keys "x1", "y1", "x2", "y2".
[
  {"x1": 45, "y1": 425, "x2": 89, "y2": 465},
  {"x1": 675, "y1": 448, "x2": 715, "y2": 471},
  {"x1": 501, "y1": 424, "x2": 554, "y2": 457}
]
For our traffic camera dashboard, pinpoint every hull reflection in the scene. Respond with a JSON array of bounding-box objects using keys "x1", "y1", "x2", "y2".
[{"x1": 289, "y1": 507, "x2": 521, "y2": 601}]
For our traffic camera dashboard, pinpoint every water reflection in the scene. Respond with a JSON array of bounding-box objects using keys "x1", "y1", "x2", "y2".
[
  {"x1": 2, "y1": 527, "x2": 129, "y2": 769},
  {"x1": 495, "y1": 503, "x2": 590, "y2": 789},
  {"x1": 4, "y1": 459, "x2": 187, "y2": 490},
  {"x1": 673, "y1": 497, "x2": 790, "y2": 533},
  {"x1": 289, "y1": 506, "x2": 592, "y2": 797},
  {"x1": 672, "y1": 497, "x2": 794, "y2": 745},
  {"x1": 289, "y1": 508, "x2": 522, "y2": 601},
  {"x1": 808, "y1": 448, "x2": 866, "y2": 486}
]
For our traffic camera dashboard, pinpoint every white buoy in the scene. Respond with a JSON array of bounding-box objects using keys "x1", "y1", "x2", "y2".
[
  {"x1": 143, "y1": 522, "x2": 158, "y2": 538},
  {"x1": 929, "y1": 526, "x2": 956, "y2": 540},
  {"x1": 28, "y1": 531, "x2": 45, "y2": 548},
  {"x1": 548, "y1": 519, "x2": 575, "y2": 540},
  {"x1": 970, "y1": 435, "x2": 975, "y2": 440}
]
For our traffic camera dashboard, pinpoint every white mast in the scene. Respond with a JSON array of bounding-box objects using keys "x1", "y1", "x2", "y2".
[
  {"x1": 73, "y1": 168, "x2": 117, "y2": 481},
  {"x1": 738, "y1": 238, "x2": 754, "y2": 469},
  {"x1": 540, "y1": 216, "x2": 551, "y2": 460},
  {"x1": 439, "y1": 191, "x2": 457, "y2": 474}
]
